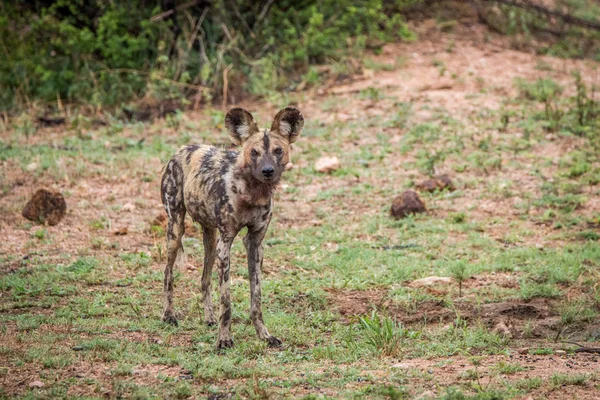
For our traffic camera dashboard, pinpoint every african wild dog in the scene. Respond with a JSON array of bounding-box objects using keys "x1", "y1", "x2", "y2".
[{"x1": 160, "y1": 107, "x2": 304, "y2": 349}]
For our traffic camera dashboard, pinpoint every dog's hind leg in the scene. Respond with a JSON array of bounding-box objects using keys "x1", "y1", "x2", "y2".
[
  {"x1": 201, "y1": 226, "x2": 218, "y2": 326},
  {"x1": 161, "y1": 159, "x2": 186, "y2": 326},
  {"x1": 216, "y1": 235, "x2": 235, "y2": 349}
]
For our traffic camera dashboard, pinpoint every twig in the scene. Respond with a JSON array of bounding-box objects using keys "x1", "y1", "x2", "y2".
[
  {"x1": 561, "y1": 341, "x2": 600, "y2": 354},
  {"x1": 221, "y1": 22, "x2": 234, "y2": 42},
  {"x1": 212, "y1": 27, "x2": 239, "y2": 91},
  {"x1": 187, "y1": 8, "x2": 209, "y2": 51},
  {"x1": 193, "y1": 86, "x2": 203, "y2": 111},
  {"x1": 150, "y1": 0, "x2": 200, "y2": 22},
  {"x1": 229, "y1": 0, "x2": 256, "y2": 38},
  {"x1": 574, "y1": 347, "x2": 600, "y2": 354},
  {"x1": 222, "y1": 63, "x2": 233, "y2": 111},
  {"x1": 554, "y1": 326, "x2": 564, "y2": 342},
  {"x1": 561, "y1": 340, "x2": 585, "y2": 347},
  {"x1": 175, "y1": 8, "x2": 209, "y2": 81},
  {"x1": 253, "y1": 0, "x2": 276, "y2": 31},
  {"x1": 198, "y1": 30, "x2": 210, "y2": 65}
]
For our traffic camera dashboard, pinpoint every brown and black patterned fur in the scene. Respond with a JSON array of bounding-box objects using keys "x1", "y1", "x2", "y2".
[{"x1": 160, "y1": 107, "x2": 304, "y2": 349}]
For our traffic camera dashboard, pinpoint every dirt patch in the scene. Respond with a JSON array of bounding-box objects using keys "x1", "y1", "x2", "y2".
[
  {"x1": 326, "y1": 286, "x2": 567, "y2": 339},
  {"x1": 386, "y1": 352, "x2": 600, "y2": 399},
  {"x1": 325, "y1": 287, "x2": 390, "y2": 317},
  {"x1": 326, "y1": 287, "x2": 455, "y2": 324},
  {"x1": 0, "y1": 359, "x2": 186, "y2": 398}
]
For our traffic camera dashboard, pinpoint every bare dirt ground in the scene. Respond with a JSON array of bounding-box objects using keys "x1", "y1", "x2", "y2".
[{"x1": 1, "y1": 15, "x2": 600, "y2": 400}]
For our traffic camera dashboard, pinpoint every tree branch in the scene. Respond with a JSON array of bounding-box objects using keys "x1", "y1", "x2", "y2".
[{"x1": 481, "y1": 0, "x2": 600, "y2": 31}]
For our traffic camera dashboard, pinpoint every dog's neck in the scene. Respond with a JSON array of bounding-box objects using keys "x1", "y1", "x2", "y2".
[{"x1": 233, "y1": 164, "x2": 278, "y2": 208}]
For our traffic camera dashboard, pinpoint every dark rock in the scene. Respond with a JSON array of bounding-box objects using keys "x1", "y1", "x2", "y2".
[
  {"x1": 37, "y1": 116, "x2": 65, "y2": 127},
  {"x1": 390, "y1": 190, "x2": 426, "y2": 219},
  {"x1": 415, "y1": 174, "x2": 455, "y2": 193},
  {"x1": 22, "y1": 188, "x2": 67, "y2": 226}
]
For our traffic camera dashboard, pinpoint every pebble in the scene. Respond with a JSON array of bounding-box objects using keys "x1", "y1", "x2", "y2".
[
  {"x1": 314, "y1": 156, "x2": 340, "y2": 173},
  {"x1": 415, "y1": 390, "x2": 436, "y2": 400}
]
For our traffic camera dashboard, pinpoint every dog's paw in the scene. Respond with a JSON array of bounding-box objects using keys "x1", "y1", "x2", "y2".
[
  {"x1": 162, "y1": 313, "x2": 179, "y2": 326},
  {"x1": 265, "y1": 336, "x2": 282, "y2": 348},
  {"x1": 216, "y1": 339, "x2": 234, "y2": 350}
]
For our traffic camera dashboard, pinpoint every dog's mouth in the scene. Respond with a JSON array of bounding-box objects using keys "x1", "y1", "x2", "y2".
[
  {"x1": 261, "y1": 175, "x2": 276, "y2": 182},
  {"x1": 253, "y1": 171, "x2": 280, "y2": 185},
  {"x1": 257, "y1": 176, "x2": 280, "y2": 185}
]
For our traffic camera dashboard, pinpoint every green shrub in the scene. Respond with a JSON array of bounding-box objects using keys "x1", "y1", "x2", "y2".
[{"x1": 0, "y1": 0, "x2": 416, "y2": 113}]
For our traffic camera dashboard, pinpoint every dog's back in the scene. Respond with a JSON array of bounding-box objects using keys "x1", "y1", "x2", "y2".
[{"x1": 161, "y1": 144, "x2": 239, "y2": 230}]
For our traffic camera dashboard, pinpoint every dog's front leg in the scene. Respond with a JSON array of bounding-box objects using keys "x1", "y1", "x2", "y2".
[
  {"x1": 216, "y1": 236, "x2": 234, "y2": 349},
  {"x1": 245, "y1": 229, "x2": 282, "y2": 347}
]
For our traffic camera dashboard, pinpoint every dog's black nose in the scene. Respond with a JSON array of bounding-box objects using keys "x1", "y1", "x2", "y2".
[{"x1": 262, "y1": 166, "x2": 275, "y2": 178}]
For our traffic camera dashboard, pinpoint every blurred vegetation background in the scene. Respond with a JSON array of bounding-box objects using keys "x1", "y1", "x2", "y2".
[{"x1": 1, "y1": 0, "x2": 599, "y2": 116}]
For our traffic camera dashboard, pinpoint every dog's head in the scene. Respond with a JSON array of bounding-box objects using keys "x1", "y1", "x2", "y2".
[{"x1": 225, "y1": 107, "x2": 304, "y2": 184}]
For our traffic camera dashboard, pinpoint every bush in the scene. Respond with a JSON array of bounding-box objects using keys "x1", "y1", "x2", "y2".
[{"x1": 0, "y1": 0, "x2": 416, "y2": 113}]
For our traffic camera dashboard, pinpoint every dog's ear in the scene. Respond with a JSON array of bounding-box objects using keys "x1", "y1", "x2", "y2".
[
  {"x1": 225, "y1": 108, "x2": 259, "y2": 145},
  {"x1": 270, "y1": 107, "x2": 304, "y2": 144}
]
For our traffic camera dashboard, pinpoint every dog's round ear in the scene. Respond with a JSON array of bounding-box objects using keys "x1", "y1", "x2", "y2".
[
  {"x1": 225, "y1": 108, "x2": 259, "y2": 145},
  {"x1": 270, "y1": 107, "x2": 304, "y2": 144}
]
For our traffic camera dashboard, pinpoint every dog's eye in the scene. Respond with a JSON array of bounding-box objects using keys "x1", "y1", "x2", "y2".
[
  {"x1": 251, "y1": 149, "x2": 259, "y2": 157},
  {"x1": 274, "y1": 147, "x2": 283, "y2": 155}
]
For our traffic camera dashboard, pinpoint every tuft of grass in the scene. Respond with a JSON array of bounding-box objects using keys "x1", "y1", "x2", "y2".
[
  {"x1": 515, "y1": 78, "x2": 563, "y2": 102},
  {"x1": 550, "y1": 373, "x2": 590, "y2": 388},
  {"x1": 67, "y1": 258, "x2": 98, "y2": 274},
  {"x1": 32, "y1": 228, "x2": 47, "y2": 240},
  {"x1": 514, "y1": 377, "x2": 543, "y2": 391},
  {"x1": 357, "y1": 312, "x2": 418, "y2": 357},
  {"x1": 577, "y1": 230, "x2": 599, "y2": 241},
  {"x1": 493, "y1": 361, "x2": 526, "y2": 375},
  {"x1": 519, "y1": 282, "x2": 561, "y2": 301}
]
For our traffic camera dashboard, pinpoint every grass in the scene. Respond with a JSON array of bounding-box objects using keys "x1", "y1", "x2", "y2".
[
  {"x1": 2, "y1": 35, "x2": 600, "y2": 399},
  {"x1": 357, "y1": 312, "x2": 419, "y2": 357}
]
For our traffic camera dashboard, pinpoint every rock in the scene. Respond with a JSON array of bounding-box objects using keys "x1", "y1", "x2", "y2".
[
  {"x1": 390, "y1": 190, "x2": 426, "y2": 219},
  {"x1": 409, "y1": 276, "x2": 451, "y2": 288},
  {"x1": 22, "y1": 188, "x2": 67, "y2": 226},
  {"x1": 314, "y1": 156, "x2": 340, "y2": 173},
  {"x1": 29, "y1": 380, "x2": 44, "y2": 388},
  {"x1": 132, "y1": 369, "x2": 148, "y2": 376},
  {"x1": 415, "y1": 390, "x2": 436, "y2": 400},
  {"x1": 391, "y1": 363, "x2": 412, "y2": 370},
  {"x1": 415, "y1": 174, "x2": 455, "y2": 193},
  {"x1": 122, "y1": 202, "x2": 136, "y2": 212},
  {"x1": 555, "y1": 350, "x2": 566, "y2": 355},
  {"x1": 114, "y1": 227, "x2": 128, "y2": 236}
]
